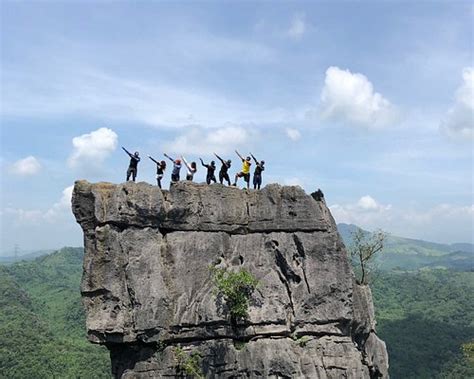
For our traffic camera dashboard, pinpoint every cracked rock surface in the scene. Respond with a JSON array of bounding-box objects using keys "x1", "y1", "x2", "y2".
[{"x1": 72, "y1": 180, "x2": 389, "y2": 378}]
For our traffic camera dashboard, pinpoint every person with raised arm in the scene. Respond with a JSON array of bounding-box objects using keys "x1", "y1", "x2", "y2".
[
  {"x1": 181, "y1": 156, "x2": 197, "y2": 181},
  {"x1": 250, "y1": 153, "x2": 265, "y2": 190},
  {"x1": 164, "y1": 153, "x2": 182, "y2": 183},
  {"x1": 214, "y1": 153, "x2": 232, "y2": 186},
  {"x1": 148, "y1": 155, "x2": 167, "y2": 188},
  {"x1": 200, "y1": 158, "x2": 217, "y2": 184},
  {"x1": 233, "y1": 150, "x2": 252, "y2": 189},
  {"x1": 122, "y1": 146, "x2": 141, "y2": 182}
]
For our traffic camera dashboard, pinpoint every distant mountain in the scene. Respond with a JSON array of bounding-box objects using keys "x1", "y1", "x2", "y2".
[
  {"x1": 0, "y1": 249, "x2": 55, "y2": 264},
  {"x1": 450, "y1": 243, "x2": 474, "y2": 254},
  {"x1": 337, "y1": 223, "x2": 473, "y2": 271}
]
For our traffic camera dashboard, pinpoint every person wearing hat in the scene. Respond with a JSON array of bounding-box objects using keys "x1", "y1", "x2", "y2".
[
  {"x1": 214, "y1": 153, "x2": 232, "y2": 186},
  {"x1": 164, "y1": 153, "x2": 182, "y2": 182},
  {"x1": 200, "y1": 158, "x2": 217, "y2": 184},
  {"x1": 251, "y1": 153, "x2": 265, "y2": 190},
  {"x1": 122, "y1": 146, "x2": 141, "y2": 182}
]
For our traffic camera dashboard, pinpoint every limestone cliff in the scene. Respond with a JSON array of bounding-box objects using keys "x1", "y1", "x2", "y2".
[{"x1": 72, "y1": 180, "x2": 389, "y2": 378}]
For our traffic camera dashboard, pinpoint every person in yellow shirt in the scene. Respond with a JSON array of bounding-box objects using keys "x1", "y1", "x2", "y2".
[{"x1": 233, "y1": 150, "x2": 252, "y2": 189}]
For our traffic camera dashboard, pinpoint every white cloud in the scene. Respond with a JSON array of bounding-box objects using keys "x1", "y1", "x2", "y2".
[
  {"x1": 330, "y1": 199, "x2": 474, "y2": 243},
  {"x1": 330, "y1": 195, "x2": 392, "y2": 226},
  {"x1": 283, "y1": 177, "x2": 304, "y2": 187},
  {"x1": 68, "y1": 127, "x2": 118, "y2": 169},
  {"x1": 10, "y1": 156, "x2": 41, "y2": 176},
  {"x1": 162, "y1": 126, "x2": 253, "y2": 156},
  {"x1": 440, "y1": 67, "x2": 474, "y2": 139},
  {"x1": 320, "y1": 66, "x2": 397, "y2": 128},
  {"x1": 44, "y1": 185, "x2": 74, "y2": 221},
  {"x1": 286, "y1": 128, "x2": 301, "y2": 141},
  {"x1": 357, "y1": 195, "x2": 385, "y2": 210},
  {"x1": 4, "y1": 185, "x2": 74, "y2": 225},
  {"x1": 288, "y1": 13, "x2": 306, "y2": 40}
]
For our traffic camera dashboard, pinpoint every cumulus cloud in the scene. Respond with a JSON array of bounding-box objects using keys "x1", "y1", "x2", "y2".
[
  {"x1": 68, "y1": 127, "x2": 118, "y2": 169},
  {"x1": 162, "y1": 126, "x2": 253, "y2": 156},
  {"x1": 10, "y1": 156, "x2": 41, "y2": 176},
  {"x1": 286, "y1": 128, "x2": 301, "y2": 141},
  {"x1": 288, "y1": 13, "x2": 306, "y2": 40},
  {"x1": 357, "y1": 195, "x2": 389, "y2": 211},
  {"x1": 330, "y1": 195, "x2": 392, "y2": 226},
  {"x1": 320, "y1": 66, "x2": 397, "y2": 128},
  {"x1": 440, "y1": 67, "x2": 474, "y2": 139}
]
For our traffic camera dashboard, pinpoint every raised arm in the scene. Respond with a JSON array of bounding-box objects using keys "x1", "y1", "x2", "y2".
[
  {"x1": 148, "y1": 155, "x2": 159, "y2": 165},
  {"x1": 214, "y1": 153, "x2": 224, "y2": 164},
  {"x1": 235, "y1": 150, "x2": 244, "y2": 161},
  {"x1": 181, "y1": 156, "x2": 191, "y2": 170},
  {"x1": 200, "y1": 158, "x2": 207, "y2": 167},
  {"x1": 250, "y1": 153, "x2": 258, "y2": 165},
  {"x1": 122, "y1": 146, "x2": 132, "y2": 157},
  {"x1": 164, "y1": 153, "x2": 175, "y2": 162}
]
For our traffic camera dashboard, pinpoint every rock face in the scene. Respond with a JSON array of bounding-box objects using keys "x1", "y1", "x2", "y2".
[{"x1": 72, "y1": 180, "x2": 389, "y2": 378}]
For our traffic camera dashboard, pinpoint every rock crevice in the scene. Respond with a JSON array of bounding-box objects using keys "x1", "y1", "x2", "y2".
[{"x1": 72, "y1": 180, "x2": 389, "y2": 378}]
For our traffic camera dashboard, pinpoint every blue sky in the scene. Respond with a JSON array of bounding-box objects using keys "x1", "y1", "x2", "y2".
[{"x1": 1, "y1": 1, "x2": 472, "y2": 254}]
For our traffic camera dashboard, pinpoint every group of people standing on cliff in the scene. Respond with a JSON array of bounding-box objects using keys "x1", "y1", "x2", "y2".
[{"x1": 122, "y1": 147, "x2": 265, "y2": 190}]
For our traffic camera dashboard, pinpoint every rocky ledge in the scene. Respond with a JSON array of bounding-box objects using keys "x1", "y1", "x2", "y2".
[{"x1": 72, "y1": 180, "x2": 389, "y2": 378}]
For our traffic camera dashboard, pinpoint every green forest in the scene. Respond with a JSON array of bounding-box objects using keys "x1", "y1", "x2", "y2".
[
  {"x1": 0, "y1": 248, "x2": 110, "y2": 378},
  {"x1": 372, "y1": 270, "x2": 474, "y2": 378},
  {"x1": 0, "y1": 246, "x2": 473, "y2": 378}
]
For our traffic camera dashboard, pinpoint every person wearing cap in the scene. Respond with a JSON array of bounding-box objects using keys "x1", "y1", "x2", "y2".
[
  {"x1": 200, "y1": 158, "x2": 217, "y2": 184},
  {"x1": 233, "y1": 150, "x2": 252, "y2": 189},
  {"x1": 251, "y1": 153, "x2": 265, "y2": 190},
  {"x1": 148, "y1": 155, "x2": 166, "y2": 188},
  {"x1": 122, "y1": 146, "x2": 141, "y2": 182},
  {"x1": 164, "y1": 153, "x2": 182, "y2": 182},
  {"x1": 214, "y1": 153, "x2": 232, "y2": 186}
]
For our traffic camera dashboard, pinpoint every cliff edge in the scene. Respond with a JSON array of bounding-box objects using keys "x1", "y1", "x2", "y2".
[{"x1": 72, "y1": 180, "x2": 389, "y2": 378}]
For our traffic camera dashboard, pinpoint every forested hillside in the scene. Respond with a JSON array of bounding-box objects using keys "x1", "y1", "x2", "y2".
[
  {"x1": 0, "y1": 248, "x2": 110, "y2": 378},
  {"x1": 0, "y1": 246, "x2": 472, "y2": 378},
  {"x1": 372, "y1": 270, "x2": 474, "y2": 378}
]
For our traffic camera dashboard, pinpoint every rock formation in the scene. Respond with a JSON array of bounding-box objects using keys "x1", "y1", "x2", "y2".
[{"x1": 72, "y1": 180, "x2": 389, "y2": 378}]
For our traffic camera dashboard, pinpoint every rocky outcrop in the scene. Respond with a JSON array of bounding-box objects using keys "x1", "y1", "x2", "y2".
[{"x1": 72, "y1": 180, "x2": 389, "y2": 378}]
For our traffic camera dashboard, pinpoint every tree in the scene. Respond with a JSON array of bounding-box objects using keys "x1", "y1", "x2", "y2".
[
  {"x1": 211, "y1": 267, "x2": 258, "y2": 324},
  {"x1": 349, "y1": 228, "x2": 386, "y2": 285}
]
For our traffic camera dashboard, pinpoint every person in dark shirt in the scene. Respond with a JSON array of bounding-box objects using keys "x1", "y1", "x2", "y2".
[
  {"x1": 164, "y1": 153, "x2": 182, "y2": 182},
  {"x1": 251, "y1": 153, "x2": 265, "y2": 190},
  {"x1": 214, "y1": 153, "x2": 232, "y2": 186},
  {"x1": 122, "y1": 147, "x2": 140, "y2": 182},
  {"x1": 200, "y1": 158, "x2": 217, "y2": 184},
  {"x1": 148, "y1": 155, "x2": 166, "y2": 188}
]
